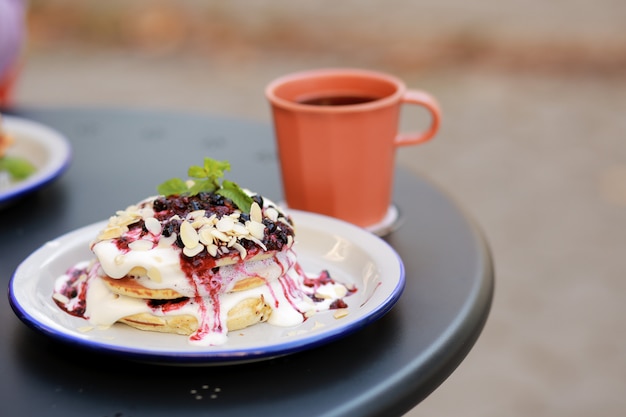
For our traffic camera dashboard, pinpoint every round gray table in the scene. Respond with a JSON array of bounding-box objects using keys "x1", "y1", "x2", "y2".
[{"x1": 0, "y1": 108, "x2": 493, "y2": 417}]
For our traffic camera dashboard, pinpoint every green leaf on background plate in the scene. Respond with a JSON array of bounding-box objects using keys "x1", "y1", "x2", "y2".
[{"x1": 0, "y1": 156, "x2": 36, "y2": 180}]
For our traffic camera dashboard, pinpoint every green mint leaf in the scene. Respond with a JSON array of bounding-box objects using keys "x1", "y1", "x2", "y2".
[
  {"x1": 0, "y1": 156, "x2": 36, "y2": 180},
  {"x1": 187, "y1": 179, "x2": 217, "y2": 196},
  {"x1": 204, "y1": 158, "x2": 230, "y2": 179},
  {"x1": 204, "y1": 158, "x2": 230, "y2": 187},
  {"x1": 187, "y1": 165, "x2": 207, "y2": 179},
  {"x1": 217, "y1": 180, "x2": 253, "y2": 213},
  {"x1": 157, "y1": 158, "x2": 253, "y2": 213},
  {"x1": 157, "y1": 177, "x2": 188, "y2": 196}
]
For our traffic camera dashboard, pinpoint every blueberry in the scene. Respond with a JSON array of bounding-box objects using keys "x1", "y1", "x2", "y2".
[{"x1": 153, "y1": 198, "x2": 168, "y2": 212}]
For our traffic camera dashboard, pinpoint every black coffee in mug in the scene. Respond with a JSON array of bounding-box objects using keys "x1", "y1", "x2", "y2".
[{"x1": 298, "y1": 94, "x2": 379, "y2": 106}]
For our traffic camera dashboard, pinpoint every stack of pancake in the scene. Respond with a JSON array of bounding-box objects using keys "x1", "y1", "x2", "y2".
[{"x1": 55, "y1": 190, "x2": 315, "y2": 346}]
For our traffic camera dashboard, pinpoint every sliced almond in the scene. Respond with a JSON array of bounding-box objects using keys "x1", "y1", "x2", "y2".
[
  {"x1": 158, "y1": 234, "x2": 177, "y2": 248},
  {"x1": 333, "y1": 284, "x2": 348, "y2": 298},
  {"x1": 265, "y1": 207, "x2": 279, "y2": 222},
  {"x1": 246, "y1": 235, "x2": 267, "y2": 251},
  {"x1": 232, "y1": 242, "x2": 247, "y2": 260},
  {"x1": 250, "y1": 202, "x2": 262, "y2": 223},
  {"x1": 198, "y1": 227, "x2": 215, "y2": 246},
  {"x1": 180, "y1": 221, "x2": 200, "y2": 249},
  {"x1": 333, "y1": 309, "x2": 349, "y2": 319},
  {"x1": 232, "y1": 222, "x2": 249, "y2": 236},
  {"x1": 211, "y1": 229, "x2": 230, "y2": 243},
  {"x1": 246, "y1": 220, "x2": 266, "y2": 240},
  {"x1": 52, "y1": 292, "x2": 70, "y2": 304},
  {"x1": 188, "y1": 209, "x2": 206, "y2": 220},
  {"x1": 216, "y1": 216, "x2": 235, "y2": 233},
  {"x1": 128, "y1": 239, "x2": 153, "y2": 251},
  {"x1": 144, "y1": 217, "x2": 162, "y2": 235},
  {"x1": 97, "y1": 225, "x2": 125, "y2": 240},
  {"x1": 206, "y1": 244, "x2": 219, "y2": 257},
  {"x1": 183, "y1": 243, "x2": 204, "y2": 257}
]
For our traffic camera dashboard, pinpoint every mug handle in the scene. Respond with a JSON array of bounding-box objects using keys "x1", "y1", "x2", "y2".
[{"x1": 394, "y1": 90, "x2": 441, "y2": 147}]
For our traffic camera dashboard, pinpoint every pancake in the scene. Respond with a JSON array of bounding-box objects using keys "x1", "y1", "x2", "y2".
[
  {"x1": 119, "y1": 296, "x2": 272, "y2": 335},
  {"x1": 101, "y1": 275, "x2": 184, "y2": 300},
  {"x1": 101, "y1": 273, "x2": 270, "y2": 299}
]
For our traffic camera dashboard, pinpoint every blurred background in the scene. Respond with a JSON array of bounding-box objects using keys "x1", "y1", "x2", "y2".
[{"x1": 6, "y1": 0, "x2": 626, "y2": 416}]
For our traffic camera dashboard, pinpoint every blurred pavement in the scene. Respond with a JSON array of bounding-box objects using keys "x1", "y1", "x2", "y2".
[{"x1": 11, "y1": 1, "x2": 626, "y2": 416}]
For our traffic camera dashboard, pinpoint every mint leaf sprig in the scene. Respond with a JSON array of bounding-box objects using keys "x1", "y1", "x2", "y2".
[{"x1": 157, "y1": 158, "x2": 254, "y2": 213}]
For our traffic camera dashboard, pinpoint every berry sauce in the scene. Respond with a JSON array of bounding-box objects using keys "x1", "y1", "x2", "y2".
[
  {"x1": 53, "y1": 263, "x2": 93, "y2": 318},
  {"x1": 179, "y1": 251, "x2": 225, "y2": 341},
  {"x1": 148, "y1": 297, "x2": 189, "y2": 313},
  {"x1": 299, "y1": 264, "x2": 357, "y2": 307}
]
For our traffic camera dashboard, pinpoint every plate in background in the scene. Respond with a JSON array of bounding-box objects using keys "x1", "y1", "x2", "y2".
[{"x1": 0, "y1": 115, "x2": 72, "y2": 205}]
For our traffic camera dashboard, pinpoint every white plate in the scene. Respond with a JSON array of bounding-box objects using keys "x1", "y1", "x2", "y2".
[
  {"x1": 9, "y1": 210, "x2": 405, "y2": 365},
  {"x1": 0, "y1": 115, "x2": 72, "y2": 205}
]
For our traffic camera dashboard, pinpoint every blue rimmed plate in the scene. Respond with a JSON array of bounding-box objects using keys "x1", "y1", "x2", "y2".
[
  {"x1": 0, "y1": 115, "x2": 71, "y2": 205},
  {"x1": 9, "y1": 210, "x2": 405, "y2": 365}
]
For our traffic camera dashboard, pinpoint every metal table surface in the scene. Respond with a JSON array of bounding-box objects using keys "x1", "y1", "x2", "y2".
[{"x1": 0, "y1": 108, "x2": 493, "y2": 417}]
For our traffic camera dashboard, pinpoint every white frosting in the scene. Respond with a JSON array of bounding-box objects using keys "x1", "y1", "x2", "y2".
[
  {"x1": 94, "y1": 236, "x2": 181, "y2": 279},
  {"x1": 81, "y1": 261, "x2": 316, "y2": 347}
]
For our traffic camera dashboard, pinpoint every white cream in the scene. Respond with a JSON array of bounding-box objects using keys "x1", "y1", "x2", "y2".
[
  {"x1": 82, "y1": 261, "x2": 317, "y2": 347},
  {"x1": 94, "y1": 243, "x2": 297, "y2": 298},
  {"x1": 93, "y1": 239, "x2": 181, "y2": 280},
  {"x1": 54, "y1": 192, "x2": 351, "y2": 346}
]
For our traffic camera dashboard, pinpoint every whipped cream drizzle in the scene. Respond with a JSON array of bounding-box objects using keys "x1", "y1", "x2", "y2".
[
  {"x1": 53, "y1": 191, "x2": 356, "y2": 346},
  {"x1": 53, "y1": 253, "x2": 355, "y2": 346}
]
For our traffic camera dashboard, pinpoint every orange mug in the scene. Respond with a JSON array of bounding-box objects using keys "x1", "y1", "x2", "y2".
[{"x1": 266, "y1": 68, "x2": 441, "y2": 229}]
